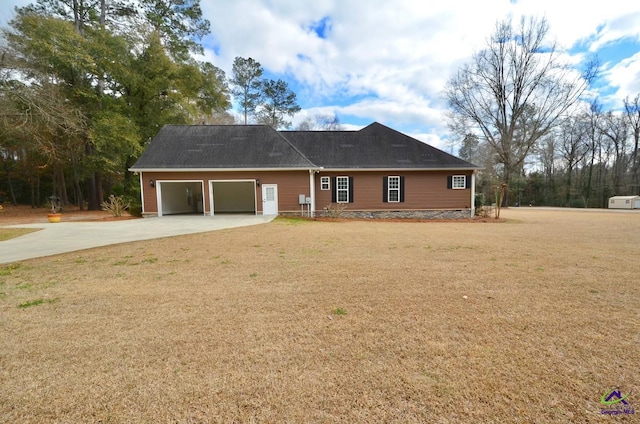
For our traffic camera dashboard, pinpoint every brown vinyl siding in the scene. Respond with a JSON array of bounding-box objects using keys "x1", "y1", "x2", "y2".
[
  {"x1": 315, "y1": 171, "x2": 472, "y2": 211},
  {"x1": 140, "y1": 169, "x2": 472, "y2": 215},
  {"x1": 140, "y1": 170, "x2": 310, "y2": 214}
]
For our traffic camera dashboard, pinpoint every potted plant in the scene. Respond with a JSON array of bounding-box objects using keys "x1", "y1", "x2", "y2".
[{"x1": 47, "y1": 196, "x2": 62, "y2": 223}]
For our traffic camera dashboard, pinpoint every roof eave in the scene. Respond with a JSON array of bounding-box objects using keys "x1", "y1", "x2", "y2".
[
  {"x1": 312, "y1": 166, "x2": 481, "y2": 172},
  {"x1": 129, "y1": 167, "x2": 321, "y2": 173},
  {"x1": 130, "y1": 166, "x2": 480, "y2": 173}
]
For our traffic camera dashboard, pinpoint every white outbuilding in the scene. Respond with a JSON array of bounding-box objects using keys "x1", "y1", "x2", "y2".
[{"x1": 608, "y1": 195, "x2": 640, "y2": 209}]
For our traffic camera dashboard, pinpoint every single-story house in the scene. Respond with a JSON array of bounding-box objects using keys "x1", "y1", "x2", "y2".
[
  {"x1": 608, "y1": 195, "x2": 640, "y2": 210},
  {"x1": 129, "y1": 122, "x2": 480, "y2": 218}
]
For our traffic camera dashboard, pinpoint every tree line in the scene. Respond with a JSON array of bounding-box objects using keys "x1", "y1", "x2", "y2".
[
  {"x1": 446, "y1": 16, "x2": 639, "y2": 208},
  {"x1": 0, "y1": 0, "x2": 309, "y2": 210},
  {"x1": 4, "y1": 6, "x2": 632, "y2": 212}
]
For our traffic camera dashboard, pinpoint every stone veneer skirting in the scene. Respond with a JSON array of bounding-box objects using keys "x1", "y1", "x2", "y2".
[
  {"x1": 281, "y1": 209, "x2": 472, "y2": 219},
  {"x1": 145, "y1": 210, "x2": 471, "y2": 219}
]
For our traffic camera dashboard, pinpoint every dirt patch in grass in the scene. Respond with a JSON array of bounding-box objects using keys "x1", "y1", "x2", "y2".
[
  {"x1": 0, "y1": 204, "x2": 138, "y2": 225},
  {"x1": 0, "y1": 209, "x2": 638, "y2": 422}
]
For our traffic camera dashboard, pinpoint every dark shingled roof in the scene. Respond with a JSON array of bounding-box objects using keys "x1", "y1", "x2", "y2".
[
  {"x1": 282, "y1": 122, "x2": 475, "y2": 169},
  {"x1": 131, "y1": 122, "x2": 477, "y2": 170},
  {"x1": 131, "y1": 125, "x2": 314, "y2": 169}
]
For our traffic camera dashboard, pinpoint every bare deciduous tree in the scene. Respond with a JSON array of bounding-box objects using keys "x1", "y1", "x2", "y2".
[
  {"x1": 599, "y1": 111, "x2": 629, "y2": 194},
  {"x1": 558, "y1": 114, "x2": 589, "y2": 205},
  {"x1": 623, "y1": 95, "x2": 640, "y2": 192},
  {"x1": 445, "y1": 16, "x2": 597, "y2": 205}
]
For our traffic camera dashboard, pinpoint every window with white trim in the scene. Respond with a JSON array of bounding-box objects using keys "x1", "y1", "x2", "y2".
[
  {"x1": 320, "y1": 176, "x2": 330, "y2": 190},
  {"x1": 452, "y1": 175, "x2": 466, "y2": 189},
  {"x1": 388, "y1": 176, "x2": 400, "y2": 202},
  {"x1": 336, "y1": 176, "x2": 349, "y2": 203}
]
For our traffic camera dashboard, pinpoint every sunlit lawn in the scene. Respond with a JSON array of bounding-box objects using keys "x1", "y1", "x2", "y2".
[{"x1": 1, "y1": 209, "x2": 638, "y2": 423}]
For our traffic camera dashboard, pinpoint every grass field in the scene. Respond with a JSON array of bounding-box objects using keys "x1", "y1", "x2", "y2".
[{"x1": 0, "y1": 209, "x2": 638, "y2": 423}]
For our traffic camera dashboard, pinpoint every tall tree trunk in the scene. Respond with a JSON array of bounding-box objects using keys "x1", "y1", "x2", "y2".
[
  {"x1": 74, "y1": 173, "x2": 84, "y2": 210},
  {"x1": 86, "y1": 174, "x2": 100, "y2": 210},
  {"x1": 30, "y1": 175, "x2": 36, "y2": 208},
  {"x1": 103, "y1": 174, "x2": 112, "y2": 200},
  {"x1": 1, "y1": 157, "x2": 18, "y2": 205},
  {"x1": 100, "y1": 0, "x2": 106, "y2": 25},
  {"x1": 96, "y1": 171, "x2": 103, "y2": 206},
  {"x1": 584, "y1": 152, "x2": 595, "y2": 207},
  {"x1": 96, "y1": 0, "x2": 106, "y2": 98},
  {"x1": 501, "y1": 165, "x2": 511, "y2": 207},
  {"x1": 60, "y1": 169, "x2": 69, "y2": 207},
  {"x1": 7, "y1": 172, "x2": 17, "y2": 206},
  {"x1": 83, "y1": 138, "x2": 100, "y2": 210},
  {"x1": 565, "y1": 166, "x2": 573, "y2": 207},
  {"x1": 633, "y1": 131, "x2": 640, "y2": 193},
  {"x1": 72, "y1": 0, "x2": 84, "y2": 34},
  {"x1": 36, "y1": 173, "x2": 40, "y2": 207}
]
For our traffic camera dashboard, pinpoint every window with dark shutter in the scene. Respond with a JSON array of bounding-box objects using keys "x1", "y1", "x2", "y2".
[
  {"x1": 336, "y1": 176, "x2": 349, "y2": 203},
  {"x1": 331, "y1": 177, "x2": 337, "y2": 202},
  {"x1": 448, "y1": 175, "x2": 466, "y2": 189},
  {"x1": 384, "y1": 176, "x2": 404, "y2": 202},
  {"x1": 388, "y1": 176, "x2": 400, "y2": 202},
  {"x1": 383, "y1": 177, "x2": 388, "y2": 202}
]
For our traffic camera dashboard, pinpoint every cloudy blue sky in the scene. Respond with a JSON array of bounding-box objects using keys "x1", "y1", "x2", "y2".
[{"x1": 2, "y1": 0, "x2": 640, "y2": 150}]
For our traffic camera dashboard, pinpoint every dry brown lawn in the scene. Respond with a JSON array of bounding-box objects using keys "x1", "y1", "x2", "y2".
[{"x1": 1, "y1": 208, "x2": 638, "y2": 423}]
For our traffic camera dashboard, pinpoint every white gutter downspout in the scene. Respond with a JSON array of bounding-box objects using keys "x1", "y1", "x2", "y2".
[
  {"x1": 138, "y1": 172, "x2": 145, "y2": 214},
  {"x1": 470, "y1": 171, "x2": 476, "y2": 218},
  {"x1": 309, "y1": 169, "x2": 316, "y2": 217}
]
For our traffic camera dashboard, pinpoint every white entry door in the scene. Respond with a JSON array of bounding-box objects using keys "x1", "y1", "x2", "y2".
[{"x1": 262, "y1": 184, "x2": 278, "y2": 215}]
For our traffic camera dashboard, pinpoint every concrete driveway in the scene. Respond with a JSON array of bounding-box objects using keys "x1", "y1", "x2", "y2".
[{"x1": 0, "y1": 215, "x2": 275, "y2": 264}]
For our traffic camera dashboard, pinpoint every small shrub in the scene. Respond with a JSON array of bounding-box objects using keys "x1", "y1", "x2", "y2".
[
  {"x1": 128, "y1": 203, "x2": 142, "y2": 217},
  {"x1": 477, "y1": 205, "x2": 494, "y2": 218},
  {"x1": 474, "y1": 193, "x2": 485, "y2": 209},
  {"x1": 325, "y1": 203, "x2": 347, "y2": 218},
  {"x1": 101, "y1": 195, "x2": 129, "y2": 217}
]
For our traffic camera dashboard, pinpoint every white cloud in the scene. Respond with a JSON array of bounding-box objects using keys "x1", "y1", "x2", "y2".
[
  {"x1": 3, "y1": 0, "x2": 640, "y2": 146},
  {"x1": 199, "y1": 0, "x2": 640, "y2": 138},
  {"x1": 603, "y1": 52, "x2": 640, "y2": 105}
]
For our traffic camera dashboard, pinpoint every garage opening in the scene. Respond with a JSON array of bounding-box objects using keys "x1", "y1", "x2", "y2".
[
  {"x1": 157, "y1": 181, "x2": 204, "y2": 216},
  {"x1": 210, "y1": 181, "x2": 256, "y2": 215}
]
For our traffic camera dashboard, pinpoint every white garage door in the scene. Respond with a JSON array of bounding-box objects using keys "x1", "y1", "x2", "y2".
[{"x1": 210, "y1": 181, "x2": 256, "y2": 215}]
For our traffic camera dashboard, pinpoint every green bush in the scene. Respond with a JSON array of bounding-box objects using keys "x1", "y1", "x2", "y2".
[{"x1": 128, "y1": 204, "x2": 142, "y2": 217}]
